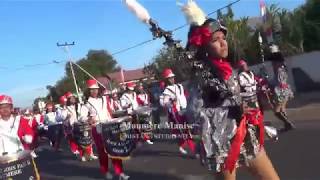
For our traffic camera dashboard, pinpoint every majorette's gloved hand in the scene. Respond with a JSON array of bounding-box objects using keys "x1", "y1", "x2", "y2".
[{"x1": 22, "y1": 135, "x2": 33, "y2": 144}]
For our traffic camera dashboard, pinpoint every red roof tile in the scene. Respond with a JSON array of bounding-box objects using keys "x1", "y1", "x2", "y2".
[{"x1": 96, "y1": 68, "x2": 151, "y2": 86}]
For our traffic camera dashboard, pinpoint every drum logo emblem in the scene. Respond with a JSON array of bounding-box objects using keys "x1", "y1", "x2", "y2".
[{"x1": 119, "y1": 133, "x2": 127, "y2": 141}]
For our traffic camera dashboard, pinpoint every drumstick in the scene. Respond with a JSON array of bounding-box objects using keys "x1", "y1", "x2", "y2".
[{"x1": 1, "y1": 138, "x2": 7, "y2": 155}]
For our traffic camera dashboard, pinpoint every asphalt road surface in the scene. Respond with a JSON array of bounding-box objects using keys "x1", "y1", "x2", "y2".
[{"x1": 36, "y1": 110, "x2": 320, "y2": 180}]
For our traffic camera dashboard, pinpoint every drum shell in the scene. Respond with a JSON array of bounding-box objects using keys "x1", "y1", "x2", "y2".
[
  {"x1": 0, "y1": 150, "x2": 40, "y2": 180},
  {"x1": 101, "y1": 116, "x2": 135, "y2": 160},
  {"x1": 73, "y1": 122, "x2": 92, "y2": 147}
]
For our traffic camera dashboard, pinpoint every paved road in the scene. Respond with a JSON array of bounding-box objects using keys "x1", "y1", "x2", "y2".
[{"x1": 36, "y1": 110, "x2": 320, "y2": 180}]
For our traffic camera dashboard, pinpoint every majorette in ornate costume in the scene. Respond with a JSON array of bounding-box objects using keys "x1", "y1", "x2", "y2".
[
  {"x1": 181, "y1": 1, "x2": 279, "y2": 179},
  {"x1": 85, "y1": 79, "x2": 129, "y2": 180},
  {"x1": 160, "y1": 68, "x2": 196, "y2": 155},
  {"x1": 238, "y1": 60, "x2": 259, "y2": 108},
  {"x1": 120, "y1": 82, "x2": 153, "y2": 145},
  {"x1": 0, "y1": 95, "x2": 40, "y2": 179},
  {"x1": 237, "y1": 59, "x2": 278, "y2": 141},
  {"x1": 269, "y1": 44, "x2": 295, "y2": 132},
  {"x1": 64, "y1": 92, "x2": 97, "y2": 161}
]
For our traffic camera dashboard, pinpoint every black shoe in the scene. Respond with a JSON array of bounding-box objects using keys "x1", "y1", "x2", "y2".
[{"x1": 275, "y1": 112, "x2": 295, "y2": 130}]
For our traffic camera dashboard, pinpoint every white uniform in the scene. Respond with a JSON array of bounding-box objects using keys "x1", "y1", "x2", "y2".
[
  {"x1": 56, "y1": 107, "x2": 68, "y2": 123},
  {"x1": 110, "y1": 99, "x2": 123, "y2": 112},
  {"x1": 34, "y1": 114, "x2": 44, "y2": 125},
  {"x1": 86, "y1": 96, "x2": 112, "y2": 124},
  {"x1": 65, "y1": 104, "x2": 88, "y2": 126},
  {"x1": 44, "y1": 112, "x2": 60, "y2": 126},
  {"x1": 137, "y1": 93, "x2": 149, "y2": 106},
  {"x1": 160, "y1": 84, "x2": 187, "y2": 113},
  {"x1": 120, "y1": 92, "x2": 139, "y2": 114},
  {"x1": 0, "y1": 116, "x2": 28, "y2": 155}
]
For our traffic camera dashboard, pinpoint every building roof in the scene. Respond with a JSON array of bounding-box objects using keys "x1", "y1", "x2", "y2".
[{"x1": 96, "y1": 68, "x2": 152, "y2": 87}]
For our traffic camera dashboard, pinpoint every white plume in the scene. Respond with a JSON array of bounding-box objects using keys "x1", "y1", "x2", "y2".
[
  {"x1": 178, "y1": 0, "x2": 206, "y2": 26},
  {"x1": 123, "y1": 0, "x2": 151, "y2": 24}
]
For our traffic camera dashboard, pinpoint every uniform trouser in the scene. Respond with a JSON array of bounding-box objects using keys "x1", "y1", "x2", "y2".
[
  {"x1": 169, "y1": 112, "x2": 196, "y2": 154},
  {"x1": 67, "y1": 134, "x2": 78, "y2": 153},
  {"x1": 92, "y1": 127, "x2": 123, "y2": 175},
  {"x1": 67, "y1": 135, "x2": 93, "y2": 157}
]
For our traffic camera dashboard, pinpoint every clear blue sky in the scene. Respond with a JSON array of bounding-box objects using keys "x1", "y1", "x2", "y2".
[{"x1": 0, "y1": 0, "x2": 305, "y2": 107}]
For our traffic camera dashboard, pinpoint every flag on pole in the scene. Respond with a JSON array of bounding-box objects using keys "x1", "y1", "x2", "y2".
[
  {"x1": 259, "y1": 0, "x2": 273, "y2": 44},
  {"x1": 259, "y1": 0, "x2": 267, "y2": 22},
  {"x1": 120, "y1": 68, "x2": 125, "y2": 84}
]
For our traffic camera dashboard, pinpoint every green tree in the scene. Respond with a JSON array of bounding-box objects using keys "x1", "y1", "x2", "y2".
[{"x1": 303, "y1": 0, "x2": 320, "y2": 51}]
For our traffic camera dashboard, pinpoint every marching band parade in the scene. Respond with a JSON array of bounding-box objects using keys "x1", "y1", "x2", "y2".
[{"x1": 1, "y1": 0, "x2": 318, "y2": 180}]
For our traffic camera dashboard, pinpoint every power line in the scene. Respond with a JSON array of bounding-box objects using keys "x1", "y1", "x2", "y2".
[
  {"x1": 111, "y1": 39, "x2": 155, "y2": 56},
  {"x1": 1, "y1": 0, "x2": 241, "y2": 70},
  {"x1": 0, "y1": 60, "x2": 66, "y2": 72}
]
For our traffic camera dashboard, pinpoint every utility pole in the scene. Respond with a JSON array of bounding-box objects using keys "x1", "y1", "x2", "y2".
[{"x1": 56, "y1": 42, "x2": 82, "y2": 104}]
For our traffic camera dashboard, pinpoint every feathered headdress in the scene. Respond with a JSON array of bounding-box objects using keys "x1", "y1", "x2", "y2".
[
  {"x1": 123, "y1": 0, "x2": 151, "y2": 24},
  {"x1": 178, "y1": 0, "x2": 207, "y2": 26}
]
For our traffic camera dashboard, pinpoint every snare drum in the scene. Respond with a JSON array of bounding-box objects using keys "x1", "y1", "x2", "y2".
[
  {"x1": 112, "y1": 110, "x2": 128, "y2": 118},
  {"x1": 73, "y1": 121, "x2": 93, "y2": 147},
  {"x1": 101, "y1": 116, "x2": 135, "y2": 160},
  {"x1": 133, "y1": 106, "x2": 153, "y2": 117},
  {"x1": 133, "y1": 106, "x2": 153, "y2": 132},
  {"x1": 0, "y1": 150, "x2": 40, "y2": 180}
]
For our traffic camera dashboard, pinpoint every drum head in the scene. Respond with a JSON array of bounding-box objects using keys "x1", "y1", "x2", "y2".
[
  {"x1": 107, "y1": 116, "x2": 131, "y2": 124},
  {"x1": 134, "y1": 106, "x2": 153, "y2": 116},
  {"x1": 0, "y1": 150, "x2": 31, "y2": 164},
  {"x1": 0, "y1": 150, "x2": 39, "y2": 180},
  {"x1": 112, "y1": 110, "x2": 128, "y2": 118}
]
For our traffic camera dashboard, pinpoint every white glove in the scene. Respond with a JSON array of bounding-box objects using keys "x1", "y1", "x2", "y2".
[
  {"x1": 44, "y1": 126, "x2": 49, "y2": 131},
  {"x1": 127, "y1": 108, "x2": 133, "y2": 115},
  {"x1": 96, "y1": 124, "x2": 102, "y2": 134},
  {"x1": 22, "y1": 135, "x2": 33, "y2": 144}
]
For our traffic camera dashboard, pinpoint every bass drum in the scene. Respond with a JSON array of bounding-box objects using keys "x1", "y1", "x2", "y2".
[
  {"x1": 73, "y1": 121, "x2": 93, "y2": 147},
  {"x1": 0, "y1": 150, "x2": 40, "y2": 180},
  {"x1": 101, "y1": 116, "x2": 135, "y2": 160}
]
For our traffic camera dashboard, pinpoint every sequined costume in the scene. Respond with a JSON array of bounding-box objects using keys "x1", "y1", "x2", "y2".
[
  {"x1": 188, "y1": 58, "x2": 263, "y2": 173},
  {"x1": 274, "y1": 65, "x2": 294, "y2": 103}
]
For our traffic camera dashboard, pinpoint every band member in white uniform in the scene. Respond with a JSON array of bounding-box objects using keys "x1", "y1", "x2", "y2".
[
  {"x1": 65, "y1": 92, "x2": 97, "y2": 161},
  {"x1": 160, "y1": 68, "x2": 196, "y2": 155},
  {"x1": 0, "y1": 95, "x2": 34, "y2": 155},
  {"x1": 85, "y1": 79, "x2": 129, "y2": 180},
  {"x1": 121, "y1": 82, "x2": 153, "y2": 145},
  {"x1": 44, "y1": 102, "x2": 63, "y2": 152}
]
